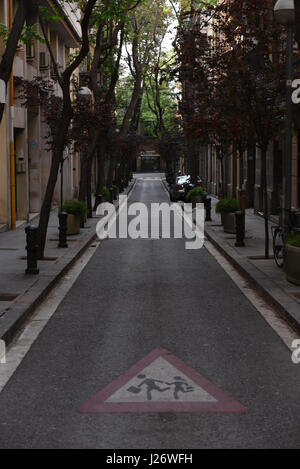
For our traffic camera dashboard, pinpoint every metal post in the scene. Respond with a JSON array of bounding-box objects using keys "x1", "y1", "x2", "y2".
[
  {"x1": 205, "y1": 197, "x2": 212, "y2": 222},
  {"x1": 284, "y1": 24, "x2": 293, "y2": 231},
  {"x1": 25, "y1": 225, "x2": 39, "y2": 274},
  {"x1": 109, "y1": 187, "x2": 114, "y2": 202},
  {"x1": 93, "y1": 194, "x2": 103, "y2": 211},
  {"x1": 58, "y1": 212, "x2": 68, "y2": 248},
  {"x1": 235, "y1": 211, "x2": 245, "y2": 247},
  {"x1": 60, "y1": 160, "x2": 64, "y2": 212}
]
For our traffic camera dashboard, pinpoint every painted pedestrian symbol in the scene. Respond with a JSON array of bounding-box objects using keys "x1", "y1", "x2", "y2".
[
  {"x1": 127, "y1": 374, "x2": 194, "y2": 401},
  {"x1": 128, "y1": 374, "x2": 171, "y2": 401},
  {"x1": 78, "y1": 348, "x2": 246, "y2": 414},
  {"x1": 166, "y1": 376, "x2": 195, "y2": 400}
]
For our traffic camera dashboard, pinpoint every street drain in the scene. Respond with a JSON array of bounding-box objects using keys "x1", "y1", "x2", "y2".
[{"x1": 0, "y1": 293, "x2": 19, "y2": 301}]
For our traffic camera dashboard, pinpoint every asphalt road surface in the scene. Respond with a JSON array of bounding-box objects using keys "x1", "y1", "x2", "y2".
[{"x1": 0, "y1": 174, "x2": 300, "y2": 449}]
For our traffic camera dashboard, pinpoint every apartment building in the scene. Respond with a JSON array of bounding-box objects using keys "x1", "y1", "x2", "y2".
[{"x1": 0, "y1": 0, "x2": 81, "y2": 231}]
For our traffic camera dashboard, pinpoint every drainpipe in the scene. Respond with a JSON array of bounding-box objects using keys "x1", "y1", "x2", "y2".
[{"x1": 9, "y1": 0, "x2": 16, "y2": 230}]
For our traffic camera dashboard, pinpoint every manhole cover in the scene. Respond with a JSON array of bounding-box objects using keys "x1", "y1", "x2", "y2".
[{"x1": 0, "y1": 293, "x2": 19, "y2": 301}]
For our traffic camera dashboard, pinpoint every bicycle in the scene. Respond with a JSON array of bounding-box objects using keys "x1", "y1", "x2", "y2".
[
  {"x1": 271, "y1": 210, "x2": 298, "y2": 268},
  {"x1": 271, "y1": 224, "x2": 285, "y2": 268}
]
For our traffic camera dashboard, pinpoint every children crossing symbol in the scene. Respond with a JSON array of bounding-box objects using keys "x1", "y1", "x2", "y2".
[{"x1": 78, "y1": 348, "x2": 246, "y2": 414}]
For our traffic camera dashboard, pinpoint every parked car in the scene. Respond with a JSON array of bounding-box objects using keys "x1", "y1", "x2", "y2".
[{"x1": 169, "y1": 175, "x2": 190, "y2": 201}]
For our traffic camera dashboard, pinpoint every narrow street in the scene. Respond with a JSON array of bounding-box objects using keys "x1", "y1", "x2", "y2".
[{"x1": 0, "y1": 175, "x2": 299, "y2": 449}]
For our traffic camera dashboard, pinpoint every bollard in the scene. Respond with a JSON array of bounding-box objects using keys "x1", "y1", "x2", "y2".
[
  {"x1": 112, "y1": 186, "x2": 118, "y2": 200},
  {"x1": 25, "y1": 225, "x2": 39, "y2": 274},
  {"x1": 205, "y1": 197, "x2": 212, "y2": 222},
  {"x1": 93, "y1": 194, "x2": 103, "y2": 211},
  {"x1": 58, "y1": 212, "x2": 68, "y2": 248},
  {"x1": 109, "y1": 187, "x2": 114, "y2": 202},
  {"x1": 80, "y1": 214, "x2": 86, "y2": 228},
  {"x1": 235, "y1": 211, "x2": 245, "y2": 247}
]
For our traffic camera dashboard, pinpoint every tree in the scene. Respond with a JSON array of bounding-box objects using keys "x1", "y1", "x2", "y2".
[
  {"x1": 0, "y1": 0, "x2": 39, "y2": 124},
  {"x1": 174, "y1": 0, "x2": 285, "y2": 258},
  {"x1": 75, "y1": 0, "x2": 146, "y2": 206},
  {"x1": 214, "y1": 0, "x2": 284, "y2": 258},
  {"x1": 36, "y1": 0, "x2": 98, "y2": 258}
]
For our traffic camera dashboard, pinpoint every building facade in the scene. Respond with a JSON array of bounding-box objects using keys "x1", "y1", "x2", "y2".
[{"x1": 0, "y1": 0, "x2": 81, "y2": 231}]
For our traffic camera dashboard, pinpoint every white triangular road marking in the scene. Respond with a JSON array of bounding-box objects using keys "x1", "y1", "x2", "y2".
[{"x1": 105, "y1": 357, "x2": 217, "y2": 403}]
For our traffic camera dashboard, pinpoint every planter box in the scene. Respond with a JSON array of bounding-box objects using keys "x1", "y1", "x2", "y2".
[
  {"x1": 222, "y1": 212, "x2": 236, "y2": 234},
  {"x1": 191, "y1": 195, "x2": 203, "y2": 207},
  {"x1": 67, "y1": 214, "x2": 80, "y2": 235},
  {"x1": 285, "y1": 244, "x2": 300, "y2": 286}
]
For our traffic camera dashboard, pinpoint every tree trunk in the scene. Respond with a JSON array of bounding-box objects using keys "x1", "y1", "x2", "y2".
[
  {"x1": 295, "y1": 0, "x2": 300, "y2": 50},
  {"x1": 37, "y1": 149, "x2": 62, "y2": 258},
  {"x1": 261, "y1": 147, "x2": 269, "y2": 259},
  {"x1": 79, "y1": 154, "x2": 88, "y2": 203},
  {"x1": 220, "y1": 156, "x2": 225, "y2": 199},
  {"x1": 86, "y1": 158, "x2": 92, "y2": 217},
  {"x1": 78, "y1": 131, "x2": 98, "y2": 201},
  {"x1": 188, "y1": 140, "x2": 198, "y2": 185},
  {"x1": 96, "y1": 142, "x2": 105, "y2": 194},
  {"x1": 106, "y1": 151, "x2": 117, "y2": 189}
]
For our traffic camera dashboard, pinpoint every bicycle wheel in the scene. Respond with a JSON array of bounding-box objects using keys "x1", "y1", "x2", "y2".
[{"x1": 273, "y1": 227, "x2": 285, "y2": 268}]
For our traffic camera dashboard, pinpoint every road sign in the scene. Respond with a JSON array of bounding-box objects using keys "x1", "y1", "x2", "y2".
[{"x1": 78, "y1": 348, "x2": 246, "y2": 414}]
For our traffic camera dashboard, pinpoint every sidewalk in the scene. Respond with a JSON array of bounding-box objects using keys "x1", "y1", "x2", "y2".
[
  {"x1": 204, "y1": 196, "x2": 300, "y2": 334},
  {"x1": 0, "y1": 180, "x2": 136, "y2": 345}
]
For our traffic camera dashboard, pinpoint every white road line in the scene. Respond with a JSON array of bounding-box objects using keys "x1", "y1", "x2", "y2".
[
  {"x1": 0, "y1": 241, "x2": 102, "y2": 393},
  {"x1": 0, "y1": 185, "x2": 137, "y2": 394},
  {"x1": 204, "y1": 240, "x2": 298, "y2": 351},
  {"x1": 160, "y1": 178, "x2": 298, "y2": 351}
]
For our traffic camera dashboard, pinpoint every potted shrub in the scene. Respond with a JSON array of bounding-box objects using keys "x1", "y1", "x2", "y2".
[
  {"x1": 62, "y1": 200, "x2": 88, "y2": 235},
  {"x1": 285, "y1": 232, "x2": 300, "y2": 286},
  {"x1": 186, "y1": 187, "x2": 207, "y2": 207},
  {"x1": 215, "y1": 198, "x2": 239, "y2": 234},
  {"x1": 101, "y1": 186, "x2": 111, "y2": 202}
]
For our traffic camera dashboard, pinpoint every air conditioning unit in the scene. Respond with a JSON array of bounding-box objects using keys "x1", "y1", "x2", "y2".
[{"x1": 39, "y1": 52, "x2": 49, "y2": 70}]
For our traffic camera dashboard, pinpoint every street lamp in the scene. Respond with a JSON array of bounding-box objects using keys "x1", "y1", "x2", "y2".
[
  {"x1": 274, "y1": 0, "x2": 295, "y2": 230},
  {"x1": 78, "y1": 86, "x2": 92, "y2": 97}
]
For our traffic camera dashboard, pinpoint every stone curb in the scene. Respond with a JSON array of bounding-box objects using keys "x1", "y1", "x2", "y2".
[
  {"x1": 204, "y1": 225, "x2": 300, "y2": 335},
  {"x1": 162, "y1": 178, "x2": 300, "y2": 335},
  {"x1": 0, "y1": 179, "x2": 137, "y2": 346}
]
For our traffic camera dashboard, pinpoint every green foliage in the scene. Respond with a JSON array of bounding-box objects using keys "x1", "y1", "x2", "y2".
[
  {"x1": 39, "y1": 6, "x2": 63, "y2": 23},
  {"x1": 287, "y1": 232, "x2": 300, "y2": 248},
  {"x1": 101, "y1": 187, "x2": 111, "y2": 202},
  {"x1": 62, "y1": 200, "x2": 88, "y2": 217},
  {"x1": 0, "y1": 23, "x2": 44, "y2": 46},
  {"x1": 215, "y1": 198, "x2": 239, "y2": 214},
  {"x1": 186, "y1": 186, "x2": 206, "y2": 200},
  {"x1": 0, "y1": 23, "x2": 9, "y2": 41}
]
